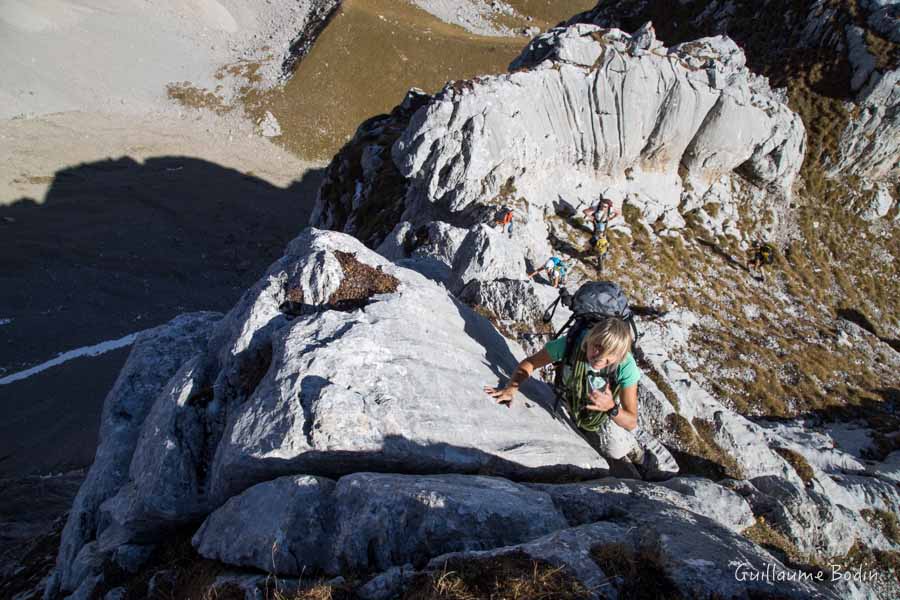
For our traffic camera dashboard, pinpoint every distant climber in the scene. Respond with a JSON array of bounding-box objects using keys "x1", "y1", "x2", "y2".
[
  {"x1": 528, "y1": 257, "x2": 568, "y2": 288},
  {"x1": 484, "y1": 282, "x2": 678, "y2": 479},
  {"x1": 583, "y1": 196, "x2": 619, "y2": 251},
  {"x1": 748, "y1": 240, "x2": 775, "y2": 281},
  {"x1": 493, "y1": 207, "x2": 514, "y2": 238}
]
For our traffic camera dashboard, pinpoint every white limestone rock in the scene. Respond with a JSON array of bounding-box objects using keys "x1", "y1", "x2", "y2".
[
  {"x1": 257, "y1": 111, "x2": 282, "y2": 138},
  {"x1": 376, "y1": 220, "x2": 471, "y2": 284},
  {"x1": 328, "y1": 473, "x2": 568, "y2": 573},
  {"x1": 639, "y1": 313, "x2": 800, "y2": 482},
  {"x1": 421, "y1": 503, "x2": 840, "y2": 599},
  {"x1": 193, "y1": 472, "x2": 568, "y2": 576},
  {"x1": 753, "y1": 417, "x2": 871, "y2": 475},
  {"x1": 832, "y1": 66, "x2": 900, "y2": 184},
  {"x1": 46, "y1": 312, "x2": 221, "y2": 598},
  {"x1": 449, "y1": 225, "x2": 529, "y2": 293},
  {"x1": 409, "y1": 0, "x2": 524, "y2": 37},
  {"x1": 862, "y1": 184, "x2": 896, "y2": 220},
  {"x1": 532, "y1": 477, "x2": 755, "y2": 533},
  {"x1": 97, "y1": 229, "x2": 607, "y2": 545},
  {"x1": 393, "y1": 23, "x2": 804, "y2": 220},
  {"x1": 193, "y1": 475, "x2": 335, "y2": 575},
  {"x1": 207, "y1": 231, "x2": 606, "y2": 502},
  {"x1": 743, "y1": 475, "x2": 891, "y2": 557},
  {"x1": 457, "y1": 279, "x2": 545, "y2": 328}
]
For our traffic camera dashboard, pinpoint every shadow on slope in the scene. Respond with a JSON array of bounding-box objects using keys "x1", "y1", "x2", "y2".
[
  {"x1": 0, "y1": 157, "x2": 324, "y2": 477},
  {"x1": 0, "y1": 156, "x2": 325, "y2": 370}
]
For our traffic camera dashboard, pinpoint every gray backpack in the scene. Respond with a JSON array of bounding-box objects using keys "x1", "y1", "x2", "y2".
[{"x1": 543, "y1": 281, "x2": 639, "y2": 413}]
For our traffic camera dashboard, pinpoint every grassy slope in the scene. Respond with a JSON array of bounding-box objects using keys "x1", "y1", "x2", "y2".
[
  {"x1": 556, "y1": 0, "x2": 900, "y2": 421},
  {"x1": 248, "y1": 0, "x2": 595, "y2": 161}
]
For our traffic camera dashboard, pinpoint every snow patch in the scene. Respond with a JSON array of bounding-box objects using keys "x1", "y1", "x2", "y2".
[{"x1": 0, "y1": 329, "x2": 149, "y2": 386}]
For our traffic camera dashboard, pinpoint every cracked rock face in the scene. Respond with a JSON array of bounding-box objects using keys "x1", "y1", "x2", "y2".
[
  {"x1": 46, "y1": 312, "x2": 222, "y2": 598},
  {"x1": 391, "y1": 22, "x2": 803, "y2": 223},
  {"x1": 193, "y1": 473, "x2": 568, "y2": 576},
  {"x1": 312, "y1": 20, "x2": 805, "y2": 262},
  {"x1": 414, "y1": 501, "x2": 841, "y2": 599},
  {"x1": 577, "y1": 0, "x2": 899, "y2": 206},
  {"x1": 205, "y1": 230, "x2": 605, "y2": 503},
  {"x1": 48, "y1": 228, "x2": 608, "y2": 597}
]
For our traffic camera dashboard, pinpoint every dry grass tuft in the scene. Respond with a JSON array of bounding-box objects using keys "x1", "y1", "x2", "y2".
[
  {"x1": 590, "y1": 541, "x2": 682, "y2": 599},
  {"x1": 119, "y1": 534, "x2": 232, "y2": 600},
  {"x1": 247, "y1": 0, "x2": 593, "y2": 161},
  {"x1": 402, "y1": 553, "x2": 591, "y2": 600},
  {"x1": 665, "y1": 414, "x2": 744, "y2": 480},
  {"x1": 635, "y1": 351, "x2": 681, "y2": 413},
  {"x1": 328, "y1": 251, "x2": 400, "y2": 310},
  {"x1": 166, "y1": 82, "x2": 231, "y2": 114},
  {"x1": 773, "y1": 447, "x2": 816, "y2": 484},
  {"x1": 861, "y1": 509, "x2": 900, "y2": 545},
  {"x1": 273, "y1": 581, "x2": 356, "y2": 600},
  {"x1": 742, "y1": 517, "x2": 815, "y2": 569},
  {"x1": 835, "y1": 543, "x2": 900, "y2": 590}
]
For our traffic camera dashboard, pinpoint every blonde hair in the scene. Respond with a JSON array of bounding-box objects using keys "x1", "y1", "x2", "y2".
[{"x1": 582, "y1": 318, "x2": 632, "y2": 363}]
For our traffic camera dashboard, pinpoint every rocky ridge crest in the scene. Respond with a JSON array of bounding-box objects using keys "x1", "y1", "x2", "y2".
[{"x1": 44, "y1": 7, "x2": 900, "y2": 600}]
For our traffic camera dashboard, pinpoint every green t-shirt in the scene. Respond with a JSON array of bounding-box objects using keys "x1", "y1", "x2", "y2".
[{"x1": 544, "y1": 335, "x2": 641, "y2": 389}]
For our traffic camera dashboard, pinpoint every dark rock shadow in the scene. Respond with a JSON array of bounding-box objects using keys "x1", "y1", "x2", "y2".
[
  {"x1": 751, "y1": 389, "x2": 900, "y2": 461},
  {"x1": 220, "y1": 434, "x2": 610, "y2": 513},
  {"x1": 449, "y1": 296, "x2": 561, "y2": 418},
  {"x1": 0, "y1": 157, "x2": 326, "y2": 371},
  {"x1": 837, "y1": 307, "x2": 900, "y2": 353},
  {"x1": 0, "y1": 157, "x2": 324, "y2": 478},
  {"x1": 695, "y1": 237, "x2": 750, "y2": 272},
  {"x1": 547, "y1": 228, "x2": 591, "y2": 263}
]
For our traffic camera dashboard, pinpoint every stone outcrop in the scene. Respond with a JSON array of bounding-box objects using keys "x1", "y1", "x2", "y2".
[
  {"x1": 396, "y1": 23, "x2": 802, "y2": 226},
  {"x1": 193, "y1": 473, "x2": 568, "y2": 575},
  {"x1": 44, "y1": 6, "x2": 899, "y2": 600},
  {"x1": 48, "y1": 262, "x2": 899, "y2": 599},
  {"x1": 831, "y1": 67, "x2": 900, "y2": 183},
  {"x1": 312, "y1": 21, "x2": 805, "y2": 251},
  {"x1": 48, "y1": 228, "x2": 610, "y2": 597},
  {"x1": 46, "y1": 312, "x2": 222, "y2": 599},
  {"x1": 575, "y1": 0, "x2": 899, "y2": 209},
  {"x1": 391, "y1": 502, "x2": 841, "y2": 600}
]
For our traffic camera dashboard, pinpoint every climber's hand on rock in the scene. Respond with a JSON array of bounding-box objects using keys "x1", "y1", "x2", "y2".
[{"x1": 484, "y1": 385, "x2": 515, "y2": 407}]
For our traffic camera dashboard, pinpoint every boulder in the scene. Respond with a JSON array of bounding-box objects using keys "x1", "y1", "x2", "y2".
[
  {"x1": 449, "y1": 225, "x2": 529, "y2": 293},
  {"x1": 98, "y1": 229, "x2": 607, "y2": 556},
  {"x1": 193, "y1": 475, "x2": 335, "y2": 575},
  {"x1": 742, "y1": 475, "x2": 888, "y2": 557},
  {"x1": 193, "y1": 472, "x2": 569, "y2": 576},
  {"x1": 418, "y1": 503, "x2": 840, "y2": 599},
  {"x1": 329, "y1": 473, "x2": 568, "y2": 573},
  {"x1": 531, "y1": 476, "x2": 755, "y2": 533},
  {"x1": 313, "y1": 22, "x2": 804, "y2": 250},
  {"x1": 393, "y1": 23, "x2": 803, "y2": 217},
  {"x1": 576, "y1": 0, "x2": 898, "y2": 186}
]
